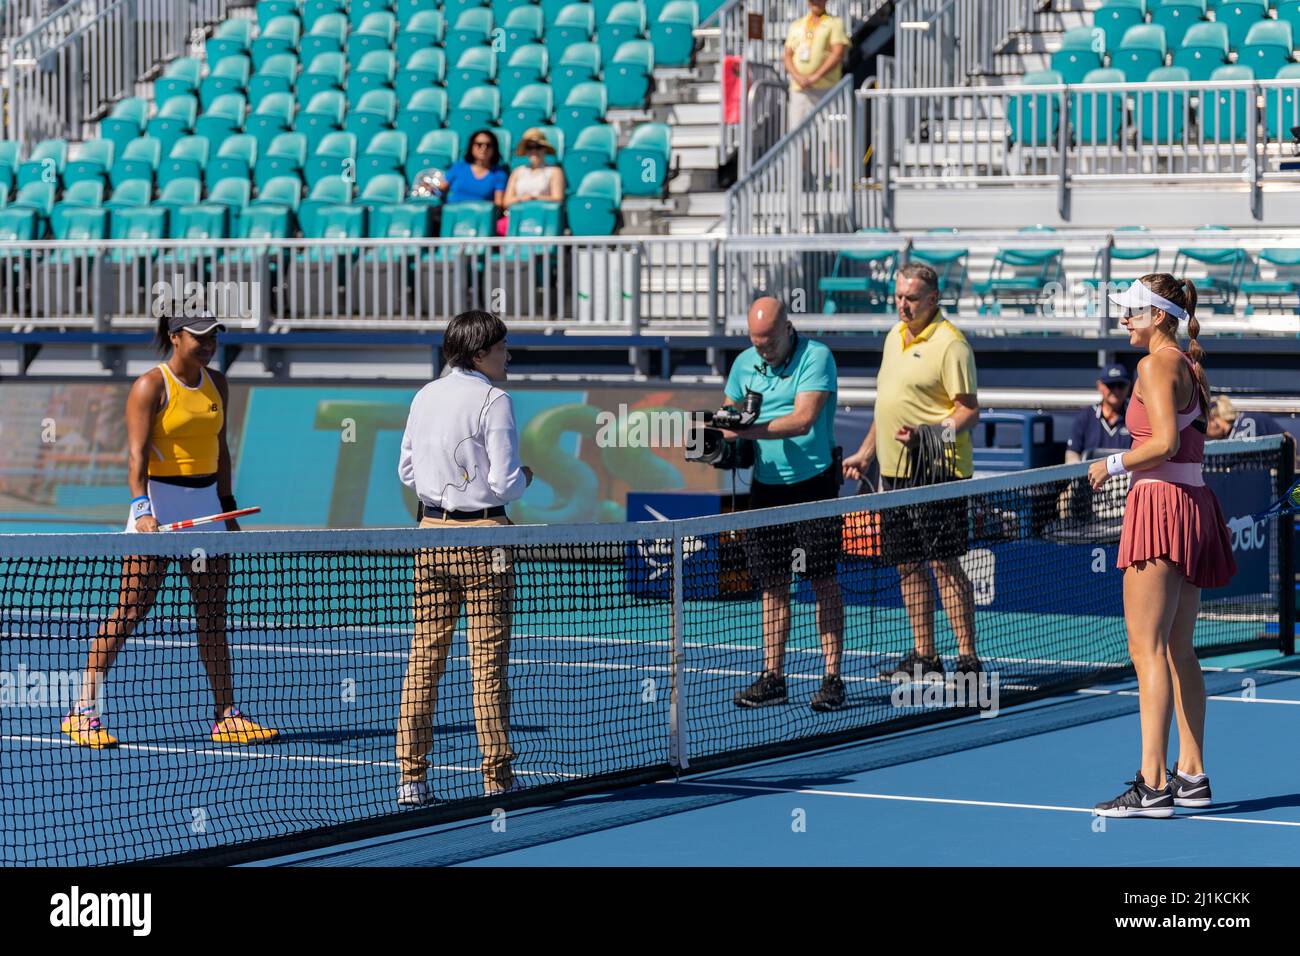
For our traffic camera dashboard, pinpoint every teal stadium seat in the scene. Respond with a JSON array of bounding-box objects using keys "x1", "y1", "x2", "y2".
[
  {"x1": 503, "y1": 83, "x2": 554, "y2": 139},
  {"x1": 490, "y1": 125, "x2": 515, "y2": 159},
  {"x1": 448, "y1": 47, "x2": 498, "y2": 103},
  {"x1": 146, "y1": 95, "x2": 199, "y2": 156},
  {"x1": 158, "y1": 135, "x2": 211, "y2": 189},
  {"x1": 909, "y1": 228, "x2": 970, "y2": 304},
  {"x1": 434, "y1": 200, "x2": 495, "y2": 262},
  {"x1": 348, "y1": 12, "x2": 398, "y2": 68},
  {"x1": 501, "y1": 44, "x2": 549, "y2": 102},
  {"x1": 397, "y1": 10, "x2": 448, "y2": 61},
  {"x1": 254, "y1": 132, "x2": 307, "y2": 187},
  {"x1": 1279, "y1": 1, "x2": 1300, "y2": 45},
  {"x1": 608, "y1": 40, "x2": 654, "y2": 107},
  {"x1": 1151, "y1": 0, "x2": 1206, "y2": 52},
  {"x1": 251, "y1": 16, "x2": 302, "y2": 72},
  {"x1": 195, "y1": 93, "x2": 248, "y2": 142},
  {"x1": 1138, "y1": 65, "x2": 1190, "y2": 143},
  {"x1": 247, "y1": 92, "x2": 298, "y2": 152},
  {"x1": 563, "y1": 123, "x2": 617, "y2": 190},
  {"x1": 155, "y1": 57, "x2": 203, "y2": 106},
  {"x1": 616, "y1": 121, "x2": 669, "y2": 195},
  {"x1": 1071, "y1": 68, "x2": 1126, "y2": 146},
  {"x1": 1051, "y1": 39, "x2": 1103, "y2": 86},
  {"x1": 818, "y1": 227, "x2": 898, "y2": 314},
  {"x1": 598, "y1": 2, "x2": 646, "y2": 66},
  {"x1": 651, "y1": 0, "x2": 697, "y2": 68},
  {"x1": 555, "y1": 81, "x2": 607, "y2": 144},
  {"x1": 49, "y1": 206, "x2": 108, "y2": 262},
  {"x1": 347, "y1": 50, "x2": 398, "y2": 104},
  {"x1": 358, "y1": 129, "x2": 409, "y2": 189},
  {"x1": 154, "y1": 177, "x2": 203, "y2": 227},
  {"x1": 398, "y1": 47, "x2": 449, "y2": 104},
  {"x1": 1242, "y1": 245, "x2": 1300, "y2": 309},
  {"x1": 305, "y1": 130, "x2": 357, "y2": 187},
  {"x1": 301, "y1": 12, "x2": 349, "y2": 66},
  {"x1": 65, "y1": 139, "x2": 115, "y2": 187},
  {"x1": 110, "y1": 136, "x2": 162, "y2": 188},
  {"x1": 206, "y1": 19, "x2": 254, "y2": 64},
  {"x1": 105, "y1": 179, "x2": 152, "y2": 212},
  {"x1": 502, "y1": 5, "x2": 545, "y2": 55},
  {"x1": 1114, "y1": 24, "x2": 1167, "y2": 83},
  {"x1": 365, "y1": 202, "x2": 431, "y2": 261},
  {"x1": 200, "y1": 55, "x2": 253, "y2": 110},
  {"x1": 1216, "y1": 0, "x2": 1268, "y2": 53},
  {"x1": 17, "y1": 139, "x2": 68, "y2": 189},
  {"x1": 359, "y1": 172, "x2": 407, "y2": 211},
  {"x1": 972, "y1": 225, "x2": 1065, "y2": 314},
  {"x1": 258, "y1": 0, "x2": 299, "y2": 31},
  {"x1": 1266, "y1": 62, "x2": 1300, "y2": 141},
  {"x1": 299, "y1": 174, "x2": 354, "y2": 235},
  {"x1": 101, "y1": 97, "x2": 151, "y2": 157},
  {"x1": 1059, "y1": 24, "x2": 1108, "y2": 54},
  {"x1": 547, "y1": 4, "x2": 595, "y2": 65},
  {"x1": 212, "y1": 134, "x2": 262, "y2": 187},
  {"x1": 1008, "y1": 70, "x2": 1061, "y2": 148},
  {"x1": 0, "y1": 208, "x2": 39, "y2": 247},
  {"x1": 1173, "y1": 21, "x2": 1229, "y2": 80},
  {"x1": 1240, "y1": 20, "x2": 1293, "y2": 77},
  {"x1": 107, "y1": 205, "x2": 166, "y2": 262},
  {"x1": 1095, "y1": 1, "x2": 1146, "y2": 56},
  {"x1": 297, "y1": 52, "x2": 346, "y2": 107},
  {"x1": 552, "y1": 42, "x2": 600, "y2": 105},
  {"x1": 249, "y1": 53, "x2": 299, "y2": 108},
  {"x1": 1081, "y1": 224, "x2": 1160, "y2": 296},
  {"x1": 447, "y1": 7, "x2": 494, "y2": 65},
  {"x1": 565, "y1": 169, "x2": 620, "y2": 234},
  {"x1": 397, "y1": 87, "x2": 450, "y2": 143},
  {"x1": 165, "y1": 204, "x2": 227, "y2": 263},
  {"x1": 407, "y1": 129, "x2": 461, "y2": 180},
  {"x1": 204, "y1": 177, "x2": 253, "y2": 234},
  {"x1": 50, "y1": 181, "x2": 104, "y2": 237},
  {"x1": 253, "y1": 175, "x2": 303, "y2": 214},
  {"x1": 296, "y1": 89, "x2": 347, "y2": 154},
  {"x1": 0, "y1": 141, "x2": 20, "y2": 194},
  {"x1": 350, "y1": 0, "x2": 394, "y2": 28},
  {"x1": 450, "y1": 87, "x2": 502, "y2": 141},
  {"x1": 345, "y1": 88, "x2": 398, "y2": 152},
  {"x1": 303, "y1": 0, "x2": 346, "y2": 30},
  {"x1": 1172, "y1": 224, "x2": 1247, "y2": 311},
  {"x1": 1201, "y1": 64, "x2": 1254, "y2": 143}
]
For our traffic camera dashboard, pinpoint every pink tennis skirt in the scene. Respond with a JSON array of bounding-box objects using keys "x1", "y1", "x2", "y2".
[{"x1": 1117, "y1": 479, "x2": 1237, "y2": 589}]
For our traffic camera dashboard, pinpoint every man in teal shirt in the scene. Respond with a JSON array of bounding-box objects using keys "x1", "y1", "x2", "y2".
[{"x1": 717, "y1": 296, "x2": 843, "y2": 712}]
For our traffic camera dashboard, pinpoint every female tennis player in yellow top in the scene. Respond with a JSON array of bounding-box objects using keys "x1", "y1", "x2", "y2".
[{"x1": 61, "y1": 312, "x2": 277, "y2": 748}]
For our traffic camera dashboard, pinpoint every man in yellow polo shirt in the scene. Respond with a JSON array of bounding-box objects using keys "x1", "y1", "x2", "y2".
[
  {"x1": 784, "y1": 0, "x2": 849, "y2": 131},
  {"x1": 843, "y1": 263, "x2": 982, "y2": 683}
]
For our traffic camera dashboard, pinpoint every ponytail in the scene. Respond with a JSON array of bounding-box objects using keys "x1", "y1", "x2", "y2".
[
  {"x1": 153, "y1": 313, "x2": 172, "y2": 357},
  {"x1": 1181, "y1": 278, "x2": 1211, "y2": 416}
]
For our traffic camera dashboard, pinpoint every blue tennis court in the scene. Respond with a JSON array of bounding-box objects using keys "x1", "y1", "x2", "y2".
[{"x1": 247, "y1": 649, "x2": 1300, "y2": 867}]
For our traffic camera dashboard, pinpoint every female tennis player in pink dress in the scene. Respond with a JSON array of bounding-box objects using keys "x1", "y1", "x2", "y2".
[
  {"x1": 60, "y1": 312, "x2": 277, "y2": 749},
  {"x1": 1089, "y1": 275, "x2": 1236, "y2": 818}
]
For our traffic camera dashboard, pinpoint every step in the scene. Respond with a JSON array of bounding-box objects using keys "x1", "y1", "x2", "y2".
[
  {"x1": 674, "y1": 145, "x2": 720, "y2": 170},
  {"x1": 666, "y1": 216, "x2": 723, "y2": 235},
  {"x1": 668, "y1": 101, "x2": 719, "y2": 126},
  {"x1": 671, "y1": 126, "x2": 722, "y2": 149},
  {"x1": 682, "y1": 192, "x2": 726, "y2": 217},
  {"x1": 668, "y1": 168, "x2": 720, "y2": 194}
]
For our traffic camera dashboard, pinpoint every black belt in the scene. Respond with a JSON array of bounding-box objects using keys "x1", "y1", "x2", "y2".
[{"x1": 419, "y1": 503, "x2": 506, "y2": 521}]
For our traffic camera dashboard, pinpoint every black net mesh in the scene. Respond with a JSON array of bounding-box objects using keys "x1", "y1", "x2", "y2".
[{"x1": 0, "y1": 438, "x2": 1291, "y2": 865}]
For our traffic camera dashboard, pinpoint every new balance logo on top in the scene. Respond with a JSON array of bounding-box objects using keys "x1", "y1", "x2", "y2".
[{"x1": 49, "y1": 886, "x2": 152, "y2": 936}]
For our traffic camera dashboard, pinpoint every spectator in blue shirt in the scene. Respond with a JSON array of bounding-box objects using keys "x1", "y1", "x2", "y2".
[
  {"x1": 438, "y1": 129, "x2": 509, "y2": 207},
  {"x1": 1206, "y1": 395, "x2": 1286, "y2": 441},
  {"x1": 1065, "y1": 363, "x2": 1132, "y2": 462}
]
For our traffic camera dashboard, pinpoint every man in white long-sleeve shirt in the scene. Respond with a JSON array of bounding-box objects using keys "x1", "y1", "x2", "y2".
[{"x1": 395, "y1": 311, "x2": 532, "y2": 806}]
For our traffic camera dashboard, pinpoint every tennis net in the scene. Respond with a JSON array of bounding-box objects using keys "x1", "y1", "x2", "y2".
[{"x1": 0, "y1": 435, "x2": 1293, "y2": 866}]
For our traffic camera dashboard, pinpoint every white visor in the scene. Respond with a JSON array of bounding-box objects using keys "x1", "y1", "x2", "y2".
[{"x1": 1107, "y1": 280, "x2": 1188, "y2": 321}]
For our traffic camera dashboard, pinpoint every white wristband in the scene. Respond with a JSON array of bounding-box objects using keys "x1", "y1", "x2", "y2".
[{"x1": 1106, "y1": 453, "x2": 1128, "y2": 477}]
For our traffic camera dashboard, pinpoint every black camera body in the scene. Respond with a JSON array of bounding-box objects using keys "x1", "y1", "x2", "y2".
[{"x1": 685, "y1": 390, "x2": 763, "y2": 470}]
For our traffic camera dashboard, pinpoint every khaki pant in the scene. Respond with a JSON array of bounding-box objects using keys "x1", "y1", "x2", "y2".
[
  {"x1": 788, "y1": 86, "x2": 829, "y2": 133},
  {"x1": 397, "y1": 514, "x2": 515, "y2": 791}
]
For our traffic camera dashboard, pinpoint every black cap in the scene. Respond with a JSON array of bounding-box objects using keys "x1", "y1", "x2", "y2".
[{"x1": 167, "y1": 313, "x2": 226, "y2": 336}]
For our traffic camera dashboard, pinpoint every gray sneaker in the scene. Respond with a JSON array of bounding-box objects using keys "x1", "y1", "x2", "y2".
[
  {"x1": 1167, "y1": 768, "x2": 1212, "y2": 808},
  {"x1": 734, "y1": 670, "x2": 788, "y2": 708},
  {"x1": 810, "y1": 674, "x2": 846, "y2": 712}
]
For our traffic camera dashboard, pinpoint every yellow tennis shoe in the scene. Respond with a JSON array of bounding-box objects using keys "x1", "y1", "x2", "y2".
[
  {"x1": 61, "y1": 708, "x2": 119, "y2": 749},
  {"x1": 211, "y1": 708, "x2": 279, "y2": 744}
]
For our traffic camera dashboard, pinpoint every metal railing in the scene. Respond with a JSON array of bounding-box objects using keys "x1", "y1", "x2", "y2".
[
  {"x1": 894, "y1": 0, "x2": 1038, "y2": 90},
  {"x1": 714, "y1": 0, "x2": 891, "y2": 171},
  {"x1": 5, "y1": 0, "x2": 229, "y2": 143},
  {"x1": 725, "y1": 73, "x2": 856, "y2": 239},
  {"x1": 862, "y1": 76, "x2": 1300, "y2": 223},
  {"x1": 2, "y1": 0, "x2": 50, "y2": 40},
  {"x1": 0, "y1": 234, "x2": 719, "y2": 330},
  {"x1": 722, "y1": 230, "x2": 1300, "y2": 330}
]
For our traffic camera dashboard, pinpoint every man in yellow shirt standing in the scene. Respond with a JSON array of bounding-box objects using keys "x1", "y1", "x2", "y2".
[
  {"x1": 843, "y1": 263, "x2": 982, "y2": 683},
  {"x1": 783, "y1": 0, "x2": 849, "y2": 132}
]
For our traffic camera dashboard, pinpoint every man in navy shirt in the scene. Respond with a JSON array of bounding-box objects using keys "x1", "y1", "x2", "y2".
[
  {"x1": 1206, "y1": 395, "x2": 1286, "y2": 441},
  {"x1": 1065, "y1": 363, "x2": 1132, "y2": 462}
]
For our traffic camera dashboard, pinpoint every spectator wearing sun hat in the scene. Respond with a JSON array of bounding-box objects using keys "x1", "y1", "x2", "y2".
[{"x1": 497, "y1": 128, "x2": 566, "y2": 235}]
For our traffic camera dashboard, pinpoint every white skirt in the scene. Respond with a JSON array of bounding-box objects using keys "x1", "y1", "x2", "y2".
[{"x1": 124, "y1": 479, "x2": 225, "y2": 533}]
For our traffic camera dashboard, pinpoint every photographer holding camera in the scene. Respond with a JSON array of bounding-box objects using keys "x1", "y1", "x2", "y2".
[{"x1": 716, "y1": 296, "x2": 845, "y2": 713}]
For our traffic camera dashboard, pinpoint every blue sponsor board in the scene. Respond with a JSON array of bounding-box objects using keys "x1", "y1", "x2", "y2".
[{"x1": 624, "y1": 492, "x2": 727, "y2": 600}]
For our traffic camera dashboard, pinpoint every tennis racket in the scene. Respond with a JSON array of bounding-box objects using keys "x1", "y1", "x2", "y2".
[
  {"x1": 159, "y1": 506, "x2": 260, "y2": 531},
  {"x1": 1252, "y1": 478, "x2": 1300, "y2": 522}
]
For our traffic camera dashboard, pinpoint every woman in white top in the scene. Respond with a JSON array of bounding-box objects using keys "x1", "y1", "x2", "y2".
[{"x1": 501, "y1": 128, "x2": 566, "y2": 218}]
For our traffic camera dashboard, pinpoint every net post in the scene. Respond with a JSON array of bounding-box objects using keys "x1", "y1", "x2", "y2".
[
  {"x1": 669, "y1": 524, "x2": 690, "y2": 772},
  {"x1": 1279, "y1": 435, "x2": 1297, "y2": 655}
]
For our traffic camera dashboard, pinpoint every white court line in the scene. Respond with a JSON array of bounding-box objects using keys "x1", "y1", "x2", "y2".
[
  {"x1": 668, "y1": 780, "x2": 1300, "y2": 827},
  {"x1": 1077, "y1": 687, "x2": 1300, "y2": 706},
  {"x1": 2, "y1": 734, "x2": 581, "y2": 779}
]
